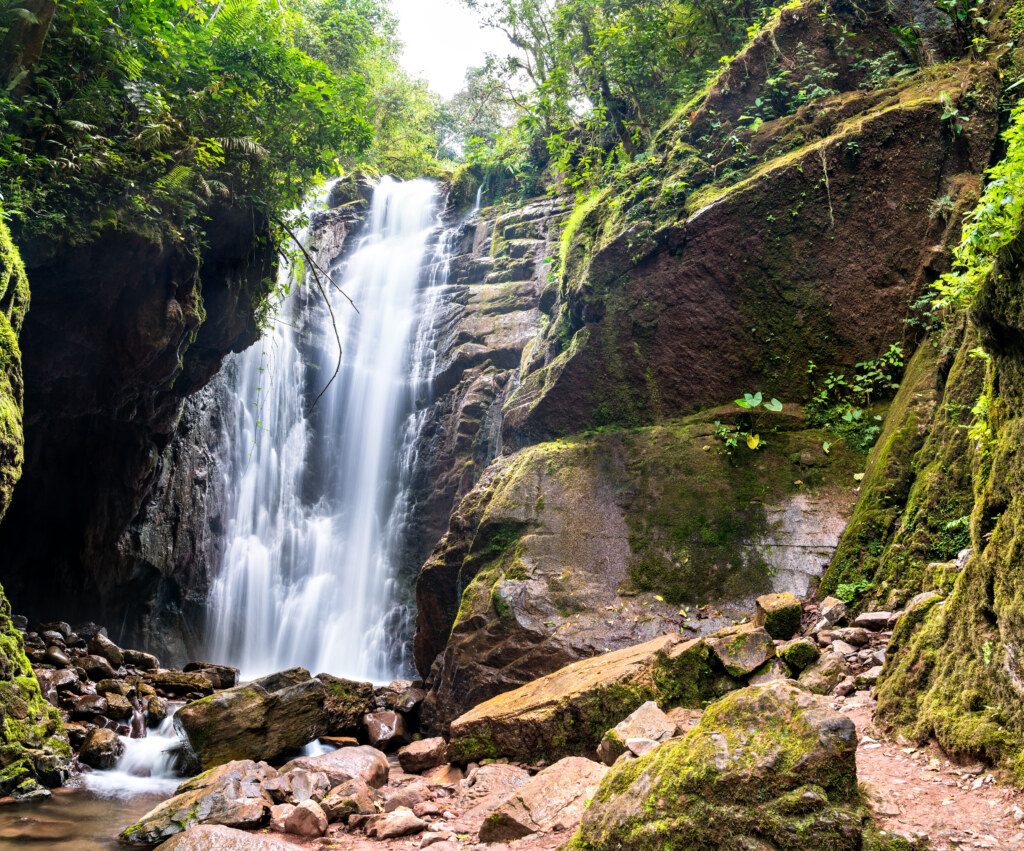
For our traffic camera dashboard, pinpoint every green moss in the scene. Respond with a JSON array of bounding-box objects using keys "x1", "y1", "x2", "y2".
[{"x1": 570, "y1": 683, "x2": 872, "y2": 850}]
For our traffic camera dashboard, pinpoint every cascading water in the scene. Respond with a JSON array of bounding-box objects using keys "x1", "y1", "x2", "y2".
[{"x1": 207, "y1": 177, "x2": 454, "y2": 682}]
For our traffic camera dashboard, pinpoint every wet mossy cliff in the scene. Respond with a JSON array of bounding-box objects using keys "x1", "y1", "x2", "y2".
[
  {"x1": 500, "y1": 0, "x2": 998, "y2": 445},
  {"x1": 0, "y1": 213, "x2": 70, "y2": 797},
  {"x1": 847, "y1": 205, "x2": 1024, "y2": 778},
  {"x1": 0, "y1": 205, "x2": 277, "y2": 657},
  {"x1": 415, "y1": 0, "x2": 1003, "y2": 730}
]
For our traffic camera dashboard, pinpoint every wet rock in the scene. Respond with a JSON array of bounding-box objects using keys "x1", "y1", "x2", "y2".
[
  {"x1": 144, "y1": 669, "x2": 216, "y2": 698},
  {"x1": 853, "y1": 611, "x2": 893, "y2": 631},
  {"x1": 364, "y1": 709, "x2": 408, "y2": 751},
  {"x1": 104, "y1": 692, "x2": 133, "y2": 720},
  {"x1": 423, "y1": 763, "x2": 464, "y2": 785},
  {"x1": 572, "y1": 682, "x2": 865, "y2": 849},
  {"x1": 596, "y1": 701, "x2": 677, "y2": 766},
  {"x1": 123, "y1": 649, "x2": 160, "y2": 670},
  {"x1": 777, "y1": 637, "x2": 820, "y2": 674},
  {"x1": 706, "y1": 624, "x2": 775, "y2": 677},
  {"x1": 82, "y1": 654, "x2": 117, "y2": 680},
  {"x1": 0, "y1": 815, "x2": 76, "y2": 841},
  {"x1": 43, "y1": 646, "x2": 70, "y2": 667},
  {"x1": 754, "y1": 592, "x2": 802, "y2": 640},
  {"x1": 147, "y1": 695, "x2": 169, "y2": 726},
  {"x1": 155, "y1": 824, "x2": 293, "y2": 850},
  {"x1": 398, "y1": 737, "x2": 448, "y2": 773},
  {"x1": 69, "y1": 694, "x2": 109, "y2": 720},
  {"x1": 283, "y1": 799, "x2": 327, "y2": 837},
  {"x1": 480, "y1": 756, "x2": 608, "y2": 842},
  {"x1": 175, "y1": 668, "x2": 326, "y2": 769},
  {"x1": 281, "y1": 745, "x2": 389, "y2": 788},
  {"x1": 317, "y1": 673, "x2": 375, "y2": 736},
  {"x1": 176, "y1": 759, "x2": 278, "y2": 796},
  {"x1": 798, "y1": 650, "x2": 851, "y2": 695},
  {"x1": 87, "y1": 633, "x2": 124, "y2": 667},
  {"x1": 448, "y1": 634, "x2": 711, "y2": 764},
  {"x1": 366, "y1": 807, "x2": 428, "y2": 839},
  {"x1": 79, "y1": 727, "x2": 124, "y2": 769},
  {"x1": 120, "y1": 770, "x2": 271, "y2": 845},
  {"x1": 34, "y1": 667, "x2": 78, "y2": 704},
  {"x1": 321, "y1": 777, "x2": 376, "y2": 821},
  {"x1": 183, "y1": 662, "x2": 239, "y2": 690}
]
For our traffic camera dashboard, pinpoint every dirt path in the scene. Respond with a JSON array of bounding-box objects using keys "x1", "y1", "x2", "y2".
[{"x1": 838, "y1": 691, "x2": 1024, "y2": 850}]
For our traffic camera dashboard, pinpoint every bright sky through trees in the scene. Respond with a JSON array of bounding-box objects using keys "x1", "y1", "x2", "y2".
[{"x1": 390, "y1": 0, "x2": 508, "y2": 97}]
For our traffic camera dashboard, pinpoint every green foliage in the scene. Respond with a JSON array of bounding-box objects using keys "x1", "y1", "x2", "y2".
[
  {"x1": 834, "y1": 577, "x2": 874, "y2": 604},
  {"x1": 713, "y1": 391, "x2": 784, "y2": 454},
  {"x1": 934, "y1": 100, "x2": 1024, "y2": 309},
  {"x1": 806, "y1": 344, "x2": 905, "y2": 450},
  {"x1": 455, "y1": 0, "x2": 770, "y2": 198},
  {"x1": 0, "y1": 0, "x2": 438, "y2": 245}
]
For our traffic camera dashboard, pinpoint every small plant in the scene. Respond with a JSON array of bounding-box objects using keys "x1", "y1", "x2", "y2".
[
  {"x1": 982, "y1": 639, "x2": 994, "y2": 666},
  {"x1": 835, "y1": 577, "x2": 874, "y2": 604},
  {"x1": 714, "y1": 392, "x2": 783, "y2": 454}
]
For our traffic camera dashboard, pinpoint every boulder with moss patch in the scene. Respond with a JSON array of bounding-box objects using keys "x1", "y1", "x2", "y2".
[
  {"x1": 569, "y1": 681, "x2": 871, "y2": 850},
  {"x1": 447, "y1": 634, "x2": 714, "y2": 764},
  {"x1": 755, "y1": 592, "x2": 803, "y2": 639}
]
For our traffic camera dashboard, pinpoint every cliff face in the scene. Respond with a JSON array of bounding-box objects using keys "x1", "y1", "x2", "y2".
[
  {"x1": 500, "y1": 0, "x2": 997, "y2": 445},
  {"x1": 0, "y1": 213, "x2": 70, "y2": 797},
  {"x1": 0, "y1": 204, "x2": 276, "y2": 655},
  {"x1": 414, "y1": 0, "x2": 1002, "y2": 727}
]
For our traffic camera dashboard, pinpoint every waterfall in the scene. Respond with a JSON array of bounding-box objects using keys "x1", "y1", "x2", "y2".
[{"x1": 207, "y1": 177, "x2": 453, "y2": 682}]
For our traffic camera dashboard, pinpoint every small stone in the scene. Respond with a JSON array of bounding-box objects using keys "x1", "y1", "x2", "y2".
[
  {"x1": 707, "y1": 624, "x2": 776, "y2": 678},
  {"x1": 422, "y1": 764, "x2": 463, "y2": 785},
  {"x1": 421, "y1": 832, "x2": 452, "y2": 848},
  {"x1": 832, "y1": 676, "x2": 856, "y2": 697},
  {"x1": 79, "y1": 727, "x2": 124, "y2": 769},
  {"x1": 82, "y1": 654, "x2": 117, "y2": 680},
  {"x1": 398, "y1": 737, "x2": 448, "y2": 774},
  {"x1": 69, "y1": 694, "x2": 109, "y2": 720},
  {"x1": 104, "y1": 692, "x2": 133, "y2": 720},
  {"x1": 284, "y1": 799, "x2": 328, "y2": 837},
  {"x1": 269, "y1": 803, "x2": 295, "y2": 832},
  {"x1": 597, "y1": 701, "x2": 677, "y2": 765},
  {"x1": 87, "y1": 633, "x2": 124, "y2": 668},
  {"x1": 147, "y1": 695, "x2": 169, "y2": 726},
  {"x1": 122, "y1": 649, "x2": 160, "y2": 670},
  {"x1": 44, "y1": 646, "x2": 71, "y2": 667},
  {"x1": 367, "y1": 807, "x2": 427, "y2": 839},
  {"x1": 625, "y1": 737, "x2": 660, "y2": 757},
  {"x1": 853, "y1": 611, "x2": 893, "y2": 631},
  {"x1": 364, "y1": 710, "x2": 408, "y2": 751},
  {"x1": 855, "y1": 665, "x2": 884, "y2": 689},
  {"x1": 831, "y1": 640, "x2": 858, "y2": 657},
  {"x1": 777, "y1": 637, "x2": 820, "y2": 674},
  {"x1": 413, "y1": 801, "x2": 442, "y2": 818},
  {"x1": 321, "y1": 777, "x2": 376, "y2": 821},
  {"x1": 819, "y1": 596, "x2": 847, "y2": 626},
  {"x1": 833, "y1": 627, "x2": 871, "y2": 647},
  {"x1": 754, "y1": 592, "x2": 803, "y2": 640}
]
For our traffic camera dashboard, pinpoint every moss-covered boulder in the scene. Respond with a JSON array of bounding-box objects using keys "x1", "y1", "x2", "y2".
[
  {"x1": 417, "y1": 414, "x2": 857, "y2": 727},
  {"x1": 569, "y1": 681, "x2": 870, "y2": 850},
  {"x1": 755, "y1": 592, "x2": 803, "y2": 639},
  {"x1": 317, "y1": 674, "x2": 374, "y2": 737},
  {"x1": 446, "y1": 634, "x2": 714, "y2": 764},
  {"x1": 175, "y1": 669, "x2": 327, "y2": 771}
]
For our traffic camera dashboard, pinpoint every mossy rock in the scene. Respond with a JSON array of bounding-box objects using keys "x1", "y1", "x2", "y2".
[
  {"x1": 755, "y1": 592, "x2": 803, "y2": 640},
  {"x1": 569, "y1": 681, "x2": 871, "y2": 850}
]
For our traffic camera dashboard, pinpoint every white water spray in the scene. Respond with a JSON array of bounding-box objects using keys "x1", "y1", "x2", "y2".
[{"x1": 207, "y1": 177, "x2": 453, "y2": 681}]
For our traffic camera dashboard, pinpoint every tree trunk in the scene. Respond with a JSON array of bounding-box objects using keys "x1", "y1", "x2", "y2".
[{"x1": 1, "y1": 0, "x2": 56, "y2": 96}]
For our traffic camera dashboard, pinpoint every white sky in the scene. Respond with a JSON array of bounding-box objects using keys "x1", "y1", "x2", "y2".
[{"x1": 389, "y1": 0, "x2": 510, "y2": 98}]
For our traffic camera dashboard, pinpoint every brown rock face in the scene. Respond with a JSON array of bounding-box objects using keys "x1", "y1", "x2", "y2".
[
  {"x1": 417, "y1": 418, "x2": 856, "y2": 729},
  {"x1": 0, "y1": 203, "x2": 278, "y2": 659},
  {"x1": 502, "y1": 57, "x2": 998, "y2": 445}
]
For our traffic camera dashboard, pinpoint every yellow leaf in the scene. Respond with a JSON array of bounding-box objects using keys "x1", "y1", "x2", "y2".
[{"x1": 747, "y1": 433, "x2": 761, "y2": 450}]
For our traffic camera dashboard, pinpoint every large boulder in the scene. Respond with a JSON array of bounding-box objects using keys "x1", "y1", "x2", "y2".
[
  {"x1": 570, "y1": 682, "x2": 869, "y2": 849},
  {"x1": 317, "y1": 673, "x2": 375, "y2": 736},
  {"x1": 280, "y1": 744, "x2": 389, "y2": 788},
  {"x1": 174, "y1": 668, "x2": 326, "y2": 770},
  {"x1": 418, "y1": 419, "x2": 856, "y2": 728},
  {"x1": 480, "y1": 756, "x2": 608, "y2": 842},
  {"x1": 120, "y1": 760, "x2": 276, "y2": 846},
  {"x1": 79, "y1": 727, "x2": 124, "y2": 770},
  {"x1": 447, "y1": 634, "x2": 713, "y2": 763},
  {"x1": 155, "y1": 825, "x2": 294, "y2": 850}
]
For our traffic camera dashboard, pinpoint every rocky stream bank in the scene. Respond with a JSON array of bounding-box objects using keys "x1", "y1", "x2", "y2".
[{"x1": 7, "y1": 587, "x2": 1016, "y2": 850}]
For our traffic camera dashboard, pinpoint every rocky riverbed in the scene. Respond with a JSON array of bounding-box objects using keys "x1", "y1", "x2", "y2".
[{"x1": 10, "y1": 585, "x2": 999, "y2": 849}]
